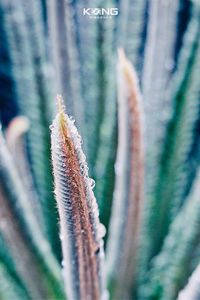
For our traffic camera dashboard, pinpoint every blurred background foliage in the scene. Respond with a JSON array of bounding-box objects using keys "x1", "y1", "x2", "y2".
[{"x1": 0, "y1": 0, "x2": 200, "y2": 299}]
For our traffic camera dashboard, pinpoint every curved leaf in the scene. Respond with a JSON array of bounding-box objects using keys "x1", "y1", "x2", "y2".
[
  {"x1": 51, "y1": 96, "x2": 107, "y2": 300},
  {"x1": 106, "y1": 49, "x2": 144, "y2": 299}
]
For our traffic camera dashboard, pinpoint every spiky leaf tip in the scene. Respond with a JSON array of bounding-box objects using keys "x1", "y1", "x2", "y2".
[{"x1": 51, "y1": 95, "x2": 107, "y2": 300}]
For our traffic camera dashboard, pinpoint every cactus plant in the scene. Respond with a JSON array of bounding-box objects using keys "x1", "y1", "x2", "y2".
[{"x1": 0, "y1": 1, "x2": 200, "y2": 300}]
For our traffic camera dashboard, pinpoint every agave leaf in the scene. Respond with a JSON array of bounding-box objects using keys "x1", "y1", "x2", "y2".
[
  {"x1": 5, "y1": 116, "x2": 44, "y2": 227},
  {"x1": 143, "y1": 168, "x2": 200, "y2": 300},
  {"x1": 0, "y1": 130, "x2": 65, "y2": 299},
  {"x1": 140, "y1": 1, "x2": 200, "y2": 281},
  {"x1": 94, "y1": 0, "x2": 117, "y2": 232},
  {"x1": 177, "y1": 264, "x2": 200, "y2": 300},
  {"x1": 1, "y1": 0, "x2": 60, "y2": 254},
  {"x1": 106, "y1": 49, "x2": 144, "y2": 299},
  {"x1": 51, "y1": 96, "x2": 107, "y2": 300},
  {"x1": 0, "y1": 184, "x2": 56, "y2": 299},
  {"x1": 151, "y1": 1, "x2": 200, "y2": 250}
]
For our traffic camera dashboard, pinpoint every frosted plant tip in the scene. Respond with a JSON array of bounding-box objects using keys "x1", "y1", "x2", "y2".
[
  {"x1": 56, "y1": 95, "x2": 67, "y2": 130},
  {"x1": 56, "y1": 94, "x2": 65, "y2": 114}
]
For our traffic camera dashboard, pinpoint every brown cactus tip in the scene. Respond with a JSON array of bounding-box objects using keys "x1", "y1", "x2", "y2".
[
  {"x1": 56, "y1": 94, "x2": 67, "y2": 131},
  {"x1": 56, "y1": 94, "x2": 65, "y2": 114},
  {"x1": 117, "y1": 48, "x2": 139, "y2": 95}
]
